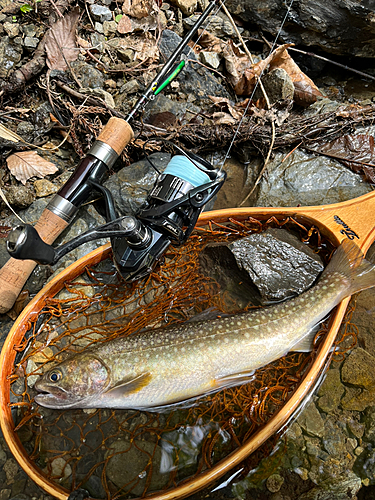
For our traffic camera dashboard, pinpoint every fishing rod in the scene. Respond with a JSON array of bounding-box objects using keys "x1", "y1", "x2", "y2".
[{"x1": 1, "y1": 0, "x2": 225, "y2": 311}]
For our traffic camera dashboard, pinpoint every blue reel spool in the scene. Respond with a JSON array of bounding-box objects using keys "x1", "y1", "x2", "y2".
[{"x1": 164, "y1": 155, "x2": 211, "y2": 187}]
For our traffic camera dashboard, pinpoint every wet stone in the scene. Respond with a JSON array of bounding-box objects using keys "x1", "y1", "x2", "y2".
[
  {"x1": 342, "y1": 348, "x2": 375, "y2": 389},
  {"x1": 228, "y1": 228, "x2": 324, "y2": 303},
  {"x1": 266, "y1": 474, "x2": 284, "y2": 493},
  {"x1": 255, "y1": 148, "x2": 371, "y2": 207},
  {"x1": 316, "y1": 368, "x2": 344, "y2": 413},
  {"x1": 105, "y1": 440, "x2": 169, "y2": 496},
  {"x1": 21, "y1": 24, "x2": 36, "y2": 37},
  {"x1": 297, "y1": 401, "x2": 325, "y2": 438},
  {"x1": 16, "y1": 121, "x2": 35, "y2": 141}
]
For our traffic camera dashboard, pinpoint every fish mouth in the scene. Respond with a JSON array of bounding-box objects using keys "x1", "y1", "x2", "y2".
[{"x1": 34, "y1": 385, "x2": 85, "y2": 409}]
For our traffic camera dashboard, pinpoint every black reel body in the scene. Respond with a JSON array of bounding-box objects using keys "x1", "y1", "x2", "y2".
[{"x1": 7, "y1": 144, "x2": 226, "y2": 283}]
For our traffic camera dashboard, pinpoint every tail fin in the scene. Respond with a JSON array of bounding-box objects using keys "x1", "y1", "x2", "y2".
[{"x1": 322, "y1": 239, "x2": 375, "y2": 295}]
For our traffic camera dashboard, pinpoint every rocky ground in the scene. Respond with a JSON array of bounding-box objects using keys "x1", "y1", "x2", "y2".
[{"x1": 0, "y1": 0, "x2": 375, "y2": 499}]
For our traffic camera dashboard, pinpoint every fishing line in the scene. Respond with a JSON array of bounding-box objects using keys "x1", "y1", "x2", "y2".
[{"x1": 220, "y1": 0, "x2": 295, "y2": 170}]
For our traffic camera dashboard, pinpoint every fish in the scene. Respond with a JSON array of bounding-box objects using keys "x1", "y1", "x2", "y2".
[{"x1": 34, "y1": 239, "x2": 375, "y2": 410}]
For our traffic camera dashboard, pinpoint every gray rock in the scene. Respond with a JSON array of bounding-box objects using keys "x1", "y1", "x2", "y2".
[
  {"x1": 3, "y1": 22, "x2": 19, "y2": 38},
  {"x1": 317, "y1": 368, "x2": 344, "y2": 413},
  {"x1": 70, "y1": 60, "x2": 105, "y2": 89},
  {"x1": 159, "y1": 29, "x2": 230, "y2": 102},
  {"x1": 254, "y1": 68, "x2": 294, "y2": 104},
  {"x1": 341, "y1": 348, "x2": 375, "y2": 389},
  {"x1": 32, "y1": 101, "x2": 53, "y2": 134},
  {"x1": 119, "y1": 79, "x2": 140, "y2": 95},
  {"x1": 225, "y1": 0, "x2": 375, "y2": 57},
  {"x1": 105, "y1": 440, "x2": 169, "y2": 496},
  {"x1": 4, "y1": 185, "x2": 35, "y2": 208},
  {"x1": 0, "y1": 36, "x2": 23, "y2": 78},
  {"x1": 90, "y1": 32, "x2": 106, "y2": 52},
  {"x1": 23, "y1": 37, "x2": 39, "y2": 50},
  {"x1": 21, "y1": 24, "x2": 36, "y2": 37},
  {"x1": 322, "y1": 417, "x2": 348, "y2": 457},
  {"x1": 255, "y1": 149, "x2": 371, "y2": 208},
  {"x1": 16, "y1": 121, "x2": 35, "y2": 141},
  {"x1": 89, "y1": 4, "x2": 112, "y2": 23},
  {"x1": 228, "y1": 228, "x2": 323, "y2": 302},
  {"x1": 199, "y1": 50, "x2": 221, "y2": 69},
  {"x1": 142, "y1": 94, "x2": 200, "y2": 125},
  {"x1": 297, "y1": 401, "x2": 325, "y2": 438},
  {"x1": 183, "y1": 13, "x2": 240, "y2": 38}
]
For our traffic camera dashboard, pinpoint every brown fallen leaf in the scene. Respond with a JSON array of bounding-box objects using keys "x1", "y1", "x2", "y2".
[
  {"x1": 6, "y1": 151, "x2": 58, "y2": 185},
  {"x1": 122, "y1": 0, "x2": 155, "y2": 19},
  {"x1": 106, "y1": 32, "x2": 159, "y2": 62},
  {"x1": 45, "y1": 7, "x2": 80, "y2": 71},
  {"x1": 234, "y1": 44, "x2": 323, "y2": 106},
  {"x1": 208, "y1": 96, "x2": 243, "y2": 121},
  {"x1": 310, "y1": 134, "x2": 375, "y2": 183}
]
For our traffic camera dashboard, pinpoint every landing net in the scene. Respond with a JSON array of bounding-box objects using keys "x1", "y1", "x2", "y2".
[{"x1": 7, "y1": 216, "x2": 357, "y2": 498}]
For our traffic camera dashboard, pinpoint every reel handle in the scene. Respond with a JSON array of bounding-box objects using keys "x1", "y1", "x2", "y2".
[{"x1": 0, "y1": 117, "x2": 134, "y2": 314}]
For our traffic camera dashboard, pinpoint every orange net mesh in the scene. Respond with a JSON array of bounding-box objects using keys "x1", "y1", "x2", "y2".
[{"x1": 7, "y1": 216, "x2": 357, "y2": 498}]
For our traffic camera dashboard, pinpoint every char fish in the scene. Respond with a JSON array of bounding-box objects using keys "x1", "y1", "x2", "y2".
[{"x1": 34, "y1": 239, "x2": 375, "y2": 410}]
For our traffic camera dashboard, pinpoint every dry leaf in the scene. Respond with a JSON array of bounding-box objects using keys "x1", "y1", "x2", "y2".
[
  {"x1": 45, "y1": 7, "x2": 80, "y2": 71},
  {"x1": 234, "y1": 44, "x2": 323, "y2": 106},
  {"x1": 0, "y1": 124, "x2": 26, "y2": 144},
  {"x1": 311, "y1": 134, "x2": 375, "y2": 183},
  {"x1": 208, "y1": 96, "x2": 243, "y2": 120},
  {"x1": 106, "y1": 32, "x2": 159, "y2": 62},
  {"x1": 7, "y1": 151, "x2": 58, "y2": 185},
  {"x1": 122, "y1": 0, "x2": 155, "y2": 19},
  {"x1": 212, "y1": 112, "x2": 237, "y2": 125}
]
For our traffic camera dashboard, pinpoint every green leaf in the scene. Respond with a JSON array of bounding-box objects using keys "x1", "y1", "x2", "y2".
[
  {"x1": 115, "y1": 14, "x2": 123, "y2": 22},
  {"x1": 20, "y1": 3, "x2": 33, "y2": 13}
]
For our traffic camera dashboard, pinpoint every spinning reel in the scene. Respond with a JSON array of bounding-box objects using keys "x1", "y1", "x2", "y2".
[{"x1": 7, "y1": 141, "x2": 226, "y2": 282}]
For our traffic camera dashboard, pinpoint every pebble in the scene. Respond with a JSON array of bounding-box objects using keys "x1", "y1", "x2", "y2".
[
  {"x1": 3, "y1": 22, "x2": 19, "y2": 38},
  {"x1": 199, "y1": 50, "x2": 221, "y2": 69},
  {"x1": 33, "y1": 179, "x2": 59, "y2": 198},
  {"x1": 266, "y1": 474, "x2": 284, "y2": 493},
  {"x1": 50, "y1": 457, "x2": 72, "y2": 480},
  {"x1": 4, "y1": 459, "x2": 19, "y2": 485},
  {"x1": 89, "y1": 4, "x2": 112, "y2": 23},
  {"x1": 24, "y1": 37, "x2": 39, "y2": 49}
]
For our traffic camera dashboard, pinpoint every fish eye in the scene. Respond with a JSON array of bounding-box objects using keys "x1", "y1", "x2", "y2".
[{"x1": 49, "y1": 370, "x2": 62, "y2": 382}]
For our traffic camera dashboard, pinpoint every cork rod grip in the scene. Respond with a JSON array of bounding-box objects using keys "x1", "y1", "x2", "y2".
[
  {"x1": 97, "y1": 117, "x2": 134, "y2": 155},
  {"x1": 0, "y1": 209, "x2": 69, "y2": 314}
]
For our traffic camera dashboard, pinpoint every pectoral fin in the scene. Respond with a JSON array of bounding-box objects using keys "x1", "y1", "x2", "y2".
[
  {"x1": 103, "y1": 372, "x2": 152, "y2": 397},
  {"x1": 213, "y1": 370, "x2": 255, "y2": 390}
]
